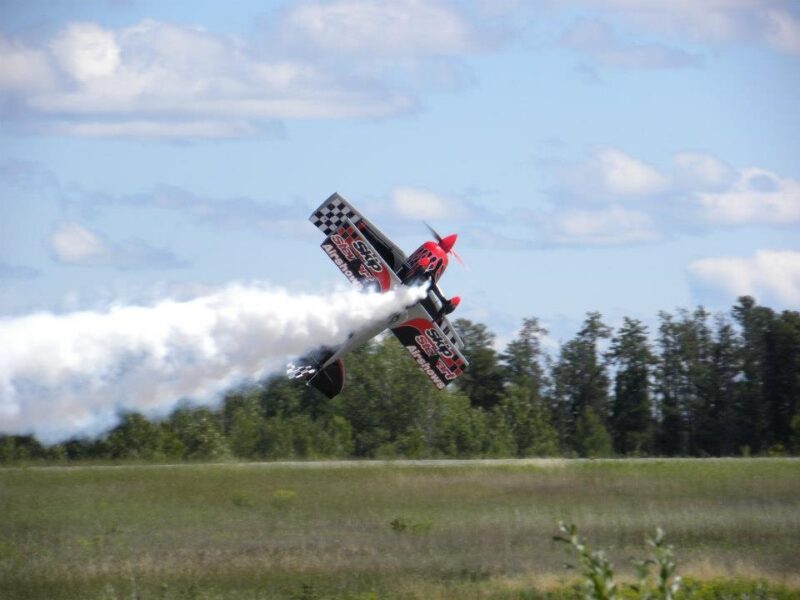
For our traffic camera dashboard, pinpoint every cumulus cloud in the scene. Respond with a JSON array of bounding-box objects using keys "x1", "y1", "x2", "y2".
[
  {"x1": 594, "y1": 148, "x2": 669, "y2": 195},
  {"x1": 50, "y1": 22, "x2": 121, "y2": 82},
  {"x1": 673, "y1": 152, "x2": 733, "y2": 189},
  {"x1": 689, "y1": 250, "x2": 800, "y2": 306},
  {"x1": 556, "y1": 146, "x2": 669, "y2": 199},
  {"x1": 551, "y1": 205, "x2": 661, "y2": 245},
  {"x1": 390, "y1": 186, "x2": 469, "y2": 221},
  {"x1": 567, "y1": 0, "x2": 800, "y2": 57},
  {"x1": 544, "y1": 147, "x2": 800, "y2": 243},
  {"x1": 274, "y1": 0, "x2": 480, "y2": 58},
  {"x1": 561, "y1": 19, "x2": 701, "y2": 68},
  {"x1": 0, "y1": 2, "x2": 494, "y2": 139},
  {"x1": 48, "y1": 221, "x2": 185, "y2": 269},
  {"x1": 697, "y1": 168, "x2": 800, "y2": 227},
  {"x1": 0, "y1": 36, "x2": 56, "y2": 92}
]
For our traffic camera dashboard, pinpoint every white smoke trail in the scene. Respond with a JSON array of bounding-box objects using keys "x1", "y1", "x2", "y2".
[{"x1": 0, "y1": 282, "x2": 426, "y2": 444}]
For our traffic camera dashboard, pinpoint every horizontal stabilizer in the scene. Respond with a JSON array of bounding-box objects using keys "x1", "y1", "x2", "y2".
[{"x1": 308, "y1": 359, "x2": 345, "y2": 399}]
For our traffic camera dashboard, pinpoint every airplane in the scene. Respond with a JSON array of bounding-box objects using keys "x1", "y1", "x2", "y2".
[{"x1": 286, "y1": 193, "x2": 469, "y2": 398}]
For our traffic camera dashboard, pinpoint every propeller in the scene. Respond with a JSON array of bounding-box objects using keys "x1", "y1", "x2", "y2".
[
  {"x1": 425, "y1": 222, "x2": 465, "y2": 266},
  {"x1": 425, "y1": 222, "x2": 443, "y2": 244}
]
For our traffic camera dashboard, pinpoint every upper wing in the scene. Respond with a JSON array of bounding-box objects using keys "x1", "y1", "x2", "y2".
[
  {"x1": 310, "y1": 193, "x2": 407, "y2": 273},
  {"x1": 320, "y1": 217, "x2": 400, "y2": 292},
  {"x1": 391, "y1": 304, "x2": 469, "y2": 390}
]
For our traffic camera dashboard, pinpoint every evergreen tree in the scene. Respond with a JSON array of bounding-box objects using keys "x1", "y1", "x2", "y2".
[
  {"x1": 654, "y1": 308, "x2": 715, "y2": 455},
  {"x1": 704, "y1": 314, "x2": 741, "y2": 455},
  {"x1": 732, "y1": 296, "x2": 774, "y2": 453},
  {"x1": 453, "y1": 319, "x2": 505, "y2": 409},
  {"x1": 681, "y1": 308, "x2": 715, "y2": 455},
  {"x1": 608, "y1": 317, "x2": 655, "y2": 455},
  {"x1": 495, "y1": 384, "x2": 560, "y2": 456},
  {"x1": 502, "y1": 317, "x2": 549, "y2": 393},
  {"x1": 551, "y1": 312, "x2": 611, "y2": 451},
  {"x1": 654, "y1": 311, "x2": 685, "y2": 455},
  {"x1": 105, "y1": 413, "x2": 177, "y2": 460},
  {"x1": 339, "y1": 336, "x2": 442, "y2": 456},
  {"x1": 574, "y1": 406, "x2": 613, "y2": 458},
  {"x1": 434, "y1": 391, "x2": 490, "y2": 457},
  {"x1": 224, "y1": 391, "x2": 263, "y2": 458},
  {"x1": 763, "y1": 310, "x2": 800, "y2": 450}
]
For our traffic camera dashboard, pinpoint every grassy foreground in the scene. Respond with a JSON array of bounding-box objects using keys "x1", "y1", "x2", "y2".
[{"x1": 1, "y1": 458, "x2": 799, "y2": 599}]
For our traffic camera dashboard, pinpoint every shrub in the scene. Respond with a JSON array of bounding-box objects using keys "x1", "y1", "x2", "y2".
[{"x1": 554, "y1": 523, "x2": 681, "y2": 600}]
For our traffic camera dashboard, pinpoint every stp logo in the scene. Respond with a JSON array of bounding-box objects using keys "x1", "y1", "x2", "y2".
[
  {"x1": 353, "y1": 240, "x2": 383, "y2": 272},
  {"x1": 425, "y1": 328, "x2": 453, "y2": 358}
]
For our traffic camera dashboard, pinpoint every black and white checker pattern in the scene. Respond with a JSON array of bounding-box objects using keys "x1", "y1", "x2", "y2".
[
  {"x1": 309, "y1": 196, "x2": 359, "y2": 236},
  {"x1": 286, "y1": 363, "x2": 317, "y2": 380}
]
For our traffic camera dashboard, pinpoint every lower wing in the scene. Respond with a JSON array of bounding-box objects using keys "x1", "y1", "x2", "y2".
[{"x1": 391, "y1": 305, "x2": 469, "y2": 390}]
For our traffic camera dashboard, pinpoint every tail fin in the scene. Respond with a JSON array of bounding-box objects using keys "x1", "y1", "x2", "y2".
[
  {"x1": 308, "y1": 359, "x2": 345, "y2": 399},
  {"x1": 286, "y1": 346, "x2": 346, "y2": 398}
]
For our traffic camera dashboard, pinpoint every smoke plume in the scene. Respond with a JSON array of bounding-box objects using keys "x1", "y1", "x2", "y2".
[{"x1": 0, "y1": 283, "x2": 426, "y2": 444}]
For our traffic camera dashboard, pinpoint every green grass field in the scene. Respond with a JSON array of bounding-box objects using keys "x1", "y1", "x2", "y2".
[{"x1": 1, "y1": 459, "x2": 799, "y2": 599}]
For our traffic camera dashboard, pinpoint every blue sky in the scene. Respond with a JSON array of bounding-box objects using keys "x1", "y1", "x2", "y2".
[{"x1": 1, "y1": 0, "x2": 799, "y2": 346}]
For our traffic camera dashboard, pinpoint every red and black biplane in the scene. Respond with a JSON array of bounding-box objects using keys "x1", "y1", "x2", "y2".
[{"x1": 287, "y1": 193, "x2": 469, "y2": 398}]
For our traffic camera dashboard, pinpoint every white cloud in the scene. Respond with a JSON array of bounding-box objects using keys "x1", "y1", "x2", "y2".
[
  {"x1": 50, "y1": 22, "x2": 121, "y2": 82},
  {"x1": 48, "y1": 221, "x2": 185, "y2": 269},
  {"x1": 594, "y1": 148, "x2": 668, "y2": 195},
  {"x1": 390, "y1": 186, "x2": 468, "y2": 221},
  {"x1": 559, "y1": 147, "x2": 668, "y2": 198},
  {"x1": 0, "y1": 3, "x2": 491, "y2": 139},
  {"x1": 43, "y1": 119, "x2": 281, "y2": 141},
  {"x1": 0, "y1": 36, "x2": 56, "y2": 92},
  {"x1": 552, "y1": 205, "x2": 661, "y2": 245},
  {"x1": 689, "y1": 250, "x2": 800, "y2": 305},
  {"x1": 20, "y1": 19, "x2": 408, "y2": 123},
  {"x1": 277, "y1": 0, "x2": 478, "y2": 58},
  {"x1": 561, "y1": 18, "x2": 700, "y2": 68},
  {"x1": 673, "y1": 152, "x2": 733, "y2": 189},
  {"x1": 50, "y1": 222, "x2": 109, "y2": 265},
  {"x1": 548, "y1": 148, "x2": 799, "y2": 238},
  {"x1": 697, "y1": 167, "x2": 800, "y2": 226},
  {"x1": 766, "y1": 7, "x2": 800, "y2": 55},
  {"x1": 571, "y1": 0, "x2": 800, "y2": 57}
]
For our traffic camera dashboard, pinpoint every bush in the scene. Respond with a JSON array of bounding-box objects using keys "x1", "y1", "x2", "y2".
[{"x1": 553, "y1": 523, "x2": 681, "y2": 600}]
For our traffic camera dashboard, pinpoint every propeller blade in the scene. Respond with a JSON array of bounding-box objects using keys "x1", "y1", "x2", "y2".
[
  {"x1": 451, "y1": 249, "x2": 468, "y2": 269},
  {"x1": 424, "y1": 222, "x2": 443, "y2": 243},
  {"x1": 424, "y1": 222, "x2": 467, "y2": 268}
]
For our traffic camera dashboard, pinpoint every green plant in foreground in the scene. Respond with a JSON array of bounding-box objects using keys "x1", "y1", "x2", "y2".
[
  {"x1": 389, "y1": 516, "x2": 433, "y2": 535},
  {"x1": 554, "y1": 523, "x2": 682, "y2": 600},
  {"x1": 555, "y1": 522, "x2": 618, "y2": 600},
  {"x1": 632, "y1": 527, "x2": 682, "y2": 600}
]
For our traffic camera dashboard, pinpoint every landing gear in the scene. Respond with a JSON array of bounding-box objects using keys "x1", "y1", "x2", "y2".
[{"x1": 434, "y1": 295, "x2": 460, "y2": 324}]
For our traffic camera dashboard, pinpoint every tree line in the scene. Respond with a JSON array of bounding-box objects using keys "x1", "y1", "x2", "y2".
[{"x1": 2, "y1": 295, "x2": 799, "y2": 462}]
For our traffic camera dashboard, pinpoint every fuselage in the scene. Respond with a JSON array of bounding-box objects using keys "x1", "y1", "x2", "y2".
[{"x1": 399, "y1": 240, "x2": 449, "y2": 285}]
